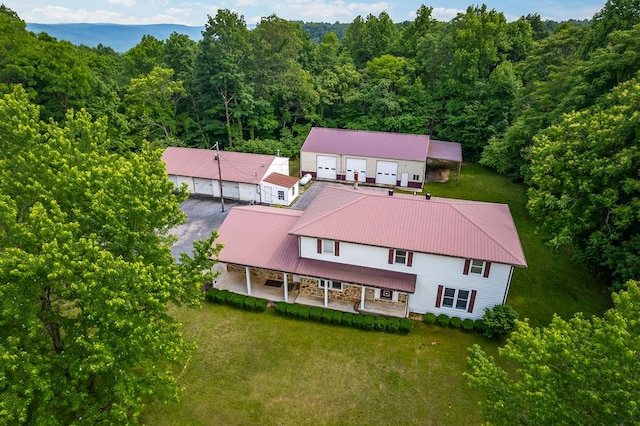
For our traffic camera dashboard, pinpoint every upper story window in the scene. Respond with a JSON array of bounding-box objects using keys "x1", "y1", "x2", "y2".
[
  {"x1": 388, "y1": 249, "x2": 413, "y2": 266},
  {"x1": 317, "y1": 239, "x2": 340, "y2": 256},
  {"x1": 463, "y1": 259, "x2": 492, "y2": 278}
]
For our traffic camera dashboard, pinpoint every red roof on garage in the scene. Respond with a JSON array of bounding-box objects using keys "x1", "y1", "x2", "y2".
[
  {"x1": 301, "y1": 127, "x2": 430, "y2": 162},
  {"x1": 162, "y1": 147, "x2": 275, "y2": 184}
]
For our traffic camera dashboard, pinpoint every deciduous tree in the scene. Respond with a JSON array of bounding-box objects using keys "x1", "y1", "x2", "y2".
[
  {"x1": 466, "y1": 280, "x2": 639, "y2": 425},
  {"x1": 0, "y1": 86, "x2": 220, "y2": 424}
]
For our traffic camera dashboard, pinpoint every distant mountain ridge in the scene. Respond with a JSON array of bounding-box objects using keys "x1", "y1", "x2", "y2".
[{"x1": 26, "y1": 23, "x2": 205, "y2": 52}]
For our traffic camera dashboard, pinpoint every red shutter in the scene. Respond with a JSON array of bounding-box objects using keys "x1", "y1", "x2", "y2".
[
  {"x1": 334, "y1": 241, "x2": 340, "y2": 256},
  {"x1": 407, "y1": 251, "x2": 413, "y2": 267},
  {"x1": 483, "y1": 262, "x2": 492, "y2": 278},
  {"x1": 463, "y1": 259, "x2": 470, "y2": 275},
  {"x1": 317, "y1": 239, "x2": 322, "y2": 254},
  {"x1": 435, "y1": 285, "x2": 443, "y2": 308},
  {"x1": 388, "y1": 249, "x2": 394, "y2": 264},
  {"x1": 467, "y1": 290, "x2": 477, "y2": 313}
]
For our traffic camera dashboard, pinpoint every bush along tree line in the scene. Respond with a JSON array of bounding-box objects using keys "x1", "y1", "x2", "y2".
[{"x1": 1, "y1": 1, "x2": 637, "y2": 291}]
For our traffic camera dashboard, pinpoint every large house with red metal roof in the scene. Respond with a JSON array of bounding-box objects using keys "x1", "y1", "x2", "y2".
[
  {"x1": 300, "y1": 127, "x2": 463, "y2": 189},
  {"x1": 216, "y1": 185, "x2": 527, "y2": 319},
  {"x1": 162, "y1": 147, "x2": 299, "y2": 206}
]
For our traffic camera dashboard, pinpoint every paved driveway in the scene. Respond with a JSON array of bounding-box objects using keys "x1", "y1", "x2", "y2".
[{"x1": 170, "y1": 197, "x2": 235, "y2": 260}]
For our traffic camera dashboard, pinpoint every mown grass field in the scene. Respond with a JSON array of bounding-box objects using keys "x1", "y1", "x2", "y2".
[{"x1": 142, "y1": 163, "x2": 611, "y2": 425}]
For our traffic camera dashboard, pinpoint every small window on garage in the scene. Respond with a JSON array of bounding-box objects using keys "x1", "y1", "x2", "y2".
[
  {"x1": 413, "y1": 174, "x2": 420, "y2": 180},
  {"x1": 278, "y1": 190, "x2": 285, "y2": 200}
]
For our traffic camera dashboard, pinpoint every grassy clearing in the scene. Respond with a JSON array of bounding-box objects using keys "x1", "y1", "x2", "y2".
[
  {"x1": 142, "y1": 162, "x2": 611, "y2": 424},
  {"x1": 142, "y1": 305, "x2": 495, "y2": 425}
]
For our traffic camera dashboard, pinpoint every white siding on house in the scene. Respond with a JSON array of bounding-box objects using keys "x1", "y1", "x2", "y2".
[
  {"x1": 239, "y1": 183, "x2": 259, "y2": 204},
  {"x1": 299, "y1": 236, "x2": 511, "y2": 320}
]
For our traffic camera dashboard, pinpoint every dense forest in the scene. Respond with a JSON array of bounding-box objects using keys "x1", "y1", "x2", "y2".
[{"x1": 1, "y1": 1, "x2": 638, "y2": 289}]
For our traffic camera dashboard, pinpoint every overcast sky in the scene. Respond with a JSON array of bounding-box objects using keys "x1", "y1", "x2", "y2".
[{"x1": 6, "y1": 1, "x2": 606, "y2": 26}]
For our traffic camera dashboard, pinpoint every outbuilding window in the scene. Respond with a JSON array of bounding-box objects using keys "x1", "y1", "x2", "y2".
[{"x1": 278, "y1": 190, "x2": 285, "y2": 200}]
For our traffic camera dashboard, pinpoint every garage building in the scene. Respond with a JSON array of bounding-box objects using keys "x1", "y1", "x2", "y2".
[
  {"x1": 162, "y1": 147, "x2": 298, "y2": 206},
  {"x1": 300, "y1": 127, "x2": 462, "y2": 188}
]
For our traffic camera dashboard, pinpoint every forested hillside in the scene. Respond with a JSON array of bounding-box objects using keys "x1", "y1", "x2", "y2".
[{"x1": 1, "y1": 3, "x2": 639, "y2": 287}]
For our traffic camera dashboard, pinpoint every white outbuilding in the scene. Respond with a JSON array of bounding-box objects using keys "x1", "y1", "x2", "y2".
[{"x1": 162, "y1": 147, "x2": 299, "y2": 206}]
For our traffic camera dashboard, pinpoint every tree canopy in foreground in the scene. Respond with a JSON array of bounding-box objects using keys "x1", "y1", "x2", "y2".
[
  {"x1": 466, "y1": 279, "x2": 640, "y2": 425},
  {"x1": 0, "y1": 86, "x2": 220, "y2": 424}
]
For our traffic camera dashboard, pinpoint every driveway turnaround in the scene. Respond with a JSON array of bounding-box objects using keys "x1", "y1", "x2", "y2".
[{"x1": 170, "y1": 197, "x2": 235, "y2": 260}]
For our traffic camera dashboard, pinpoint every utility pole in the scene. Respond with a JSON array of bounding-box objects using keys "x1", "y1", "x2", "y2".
[{"x1": 213, "y1": 142, "x2": 224, "y2": 212}]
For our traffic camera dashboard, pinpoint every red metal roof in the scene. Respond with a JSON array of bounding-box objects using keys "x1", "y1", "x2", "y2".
[
  {"x1": 428, "y1": 140, "x2": 463, "y2": 163},
  {"x1": 162, "y1": 147, "x2": 276, "y2": 184},
  {"x1": 295, "y1": 258, "x2": 416, "y2": 293},
  {"x1": 263, "y1": 172, "x2": 299, "y2": 188},
  {"x1": 289, "y1": 187, "x2": 527, "y2": 267},
  {"x1": 217, "y1": 205, "x2": 417, "y2": 292},
  {"x1": 301, "y1": 127, "x2": 430, "y2": 162},
  {"x1": 217, "y1": 206, "x2": 303, "y2": 272}
]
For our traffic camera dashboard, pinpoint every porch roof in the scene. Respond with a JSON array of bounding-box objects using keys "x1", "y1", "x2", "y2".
[{"x1": 296, "y1": 258, "x2": 417, "y2": 293}]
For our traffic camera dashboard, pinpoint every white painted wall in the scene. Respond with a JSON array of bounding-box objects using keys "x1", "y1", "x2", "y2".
[
  {"x1": 299, "y1": 236, "x2": 511, "y2": 319},
  {"x1": 260, "y1": 181, "x2": 299, "y2": 206},
  {"x1": 265, "y1": 157, "x2": 290, "y2": 176}
]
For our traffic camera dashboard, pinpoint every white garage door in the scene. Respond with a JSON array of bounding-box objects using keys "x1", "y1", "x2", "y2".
[
  {"x1": 193, "y1": 178, "x2": 214, "y2": 196},
  {"x1": 222, "y1": 182, "x2": 240, "y2": 199},
  {"x1": 375, "y1": 161, "x2": 398, "y2": 185},
  {"x1": 176, "y1": 175, "x2": 195, "y2": 193},
  {"x1": 316, "y1": 155, "x2": 337, "y2": 179},
  {"x1": 346, "y1": 158, "x2": 367, "y2": 182}
]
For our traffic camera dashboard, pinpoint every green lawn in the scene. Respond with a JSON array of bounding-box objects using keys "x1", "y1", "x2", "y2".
[
  {"x1": 142, "y1": 305, "x2": 496, "y2": 425},
  {"x1": 142, "y1": 163, "x2": 611, "y2": 425}
]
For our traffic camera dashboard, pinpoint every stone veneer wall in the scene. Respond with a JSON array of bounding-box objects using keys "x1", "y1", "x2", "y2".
[{"x1": 226, "y1": 264, "x2": 294, "y2": 283}]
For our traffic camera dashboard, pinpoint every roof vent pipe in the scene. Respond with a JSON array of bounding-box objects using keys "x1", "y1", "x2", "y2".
[
  {"x1": 388, "y1": 189, "x2": 394, "y2": 196},
  {"x1": 425, "y1": 193, "x2": 431, "y2": 200}
]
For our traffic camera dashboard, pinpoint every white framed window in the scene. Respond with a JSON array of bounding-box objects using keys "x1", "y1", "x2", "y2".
[
  {"x1": 412, "y1": 174, "x2": 420, "y2": 181},
  {"x1": 319, "y1": 280, "x2": 342, "y2": 291},
  {"x1": 439, "y1": 287, "x2": 473, "y2": 311},
  {"x1": 317, "y1": 239, "x2": 339, "y2": 256},
  {"x1": 278, "y1": 190, "x2": 285, "y2": 200},
  {"x1": 323, "y1": 239, "x2": 334, "y2": 254},
  {"x1": 389, "y1": 249, "x2": 413, "y2": 266},
  {"x1": 470, "y1": 260, "x2": 484, "y2": 274},
  {"x1": 464, "y1": 259, "x2": 491, "y2": 277}
]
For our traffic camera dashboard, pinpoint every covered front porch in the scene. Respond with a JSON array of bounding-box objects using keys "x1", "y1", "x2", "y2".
[{"x1": 214, "y1": 263, "x2": 409, "y2": 318}]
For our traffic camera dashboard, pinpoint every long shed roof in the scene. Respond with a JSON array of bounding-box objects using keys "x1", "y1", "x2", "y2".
[
  {"x1": 162, "y1": 147, "x2": 276, "y2": 184},
  {"x1": 301, "y1": 127, "x2": 430, "y2": 162}
]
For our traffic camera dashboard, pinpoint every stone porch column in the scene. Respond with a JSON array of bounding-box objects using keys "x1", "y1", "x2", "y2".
[
  {"x1": 360, "y1": 286, "x2": 366, "y2": 310},
  {"x1": 245, "y1": 266, "x2": 252, "y2": 295},
  {"x1": 283, "y1": 273, "x2": 289, "y2": 302}
]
